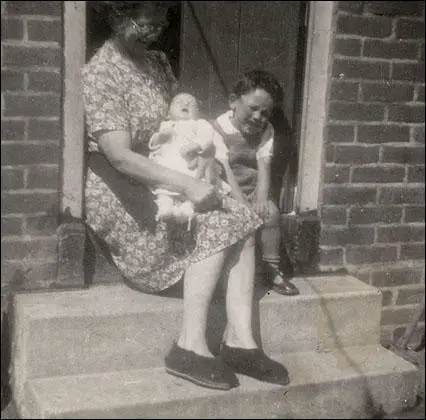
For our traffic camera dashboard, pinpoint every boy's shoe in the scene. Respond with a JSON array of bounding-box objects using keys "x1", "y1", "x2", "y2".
[
  {"x1": 263, "y1": 262, "x2": 300, "y2": 296},
  {"x1": 220, "y1": 344, "x2": 291, "y2": 386},
  {"x1": 165, "y1": 342, "x2": 239, "y2": 390}
]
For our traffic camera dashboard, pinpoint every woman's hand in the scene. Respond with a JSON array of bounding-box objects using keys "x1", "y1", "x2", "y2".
[{"x1": 184, "y1": 178, "x2": 222, "y2": 212}]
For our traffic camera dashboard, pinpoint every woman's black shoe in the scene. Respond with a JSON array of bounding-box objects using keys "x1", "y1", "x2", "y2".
[
  {"x1": 165, "y1": 342, "x2": 239, "y2": 390},
  {"x1": 220, "y1": 344, "x2": 291, "y2": 386}
]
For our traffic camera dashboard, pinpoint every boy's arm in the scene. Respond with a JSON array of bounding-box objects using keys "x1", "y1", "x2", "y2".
[
  {"x1": 254, "y1": 128, "x2": 274, "y2": 218},
  {"x1": 254, "y1": 158, "x2": 271, "y2": 218}
]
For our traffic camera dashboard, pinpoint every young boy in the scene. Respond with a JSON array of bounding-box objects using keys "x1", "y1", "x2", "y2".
[{"x1": 212, "y1": 69, "x2": 299, "y2": 296}]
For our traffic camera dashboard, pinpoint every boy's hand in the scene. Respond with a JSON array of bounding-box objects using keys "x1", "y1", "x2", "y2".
[{"x1": 253, "y1": 199, "x2": 270, "y2": 219}]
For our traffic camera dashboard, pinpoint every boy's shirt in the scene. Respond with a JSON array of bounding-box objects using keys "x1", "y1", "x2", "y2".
[{"x1": 212, "y1": 110, "x2": 275, "y2": 200}]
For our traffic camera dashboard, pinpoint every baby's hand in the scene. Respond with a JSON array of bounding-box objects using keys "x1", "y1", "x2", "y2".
[{"x1": 180, "y1": 142, "x2": 202, "y2": 161}]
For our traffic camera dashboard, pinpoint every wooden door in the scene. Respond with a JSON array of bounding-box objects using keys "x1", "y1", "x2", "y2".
[
  {"x1": 180, "y1": 1, "x2": 306, "y2": 211},
  {"x1": 180, "y1": 1, "x2": 303, "y2": 125}
]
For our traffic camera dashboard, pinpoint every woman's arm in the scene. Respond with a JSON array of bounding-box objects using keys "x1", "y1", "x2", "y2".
[{"x1": 97, "y1": 130, "x2": 220, "y2": 209}]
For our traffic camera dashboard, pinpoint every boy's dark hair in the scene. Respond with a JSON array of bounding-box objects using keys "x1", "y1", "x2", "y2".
[{"x1": 231, "y1": 69, "x2": 284, "y2": 106}]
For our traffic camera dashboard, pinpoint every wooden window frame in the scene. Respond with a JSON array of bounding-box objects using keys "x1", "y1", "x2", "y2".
[{"x1": 61, "y1": 1, "x2": 335, "y2": 218}]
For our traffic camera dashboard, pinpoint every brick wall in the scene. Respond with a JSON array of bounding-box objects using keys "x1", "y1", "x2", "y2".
[
  {"x1": 1, "y1": 1, "x2": 63, "y2": 292},
  {"x1": 321, "y1": 1, "x2": 425, "y2": 344}
]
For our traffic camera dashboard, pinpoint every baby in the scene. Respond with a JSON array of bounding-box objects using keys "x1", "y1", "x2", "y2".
[{"x1": 148, "y1": 92, "x2": 230, "y2": 228}]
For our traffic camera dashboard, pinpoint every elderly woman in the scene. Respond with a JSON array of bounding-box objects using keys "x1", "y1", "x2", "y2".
[{"x1": 82, "y1": 1, "x2": 290, "y2": 391}]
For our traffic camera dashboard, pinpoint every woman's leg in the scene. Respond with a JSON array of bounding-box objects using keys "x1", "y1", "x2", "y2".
[
  {"x1": 220, "y1": 233, "x2": 291, "y2": 386},
  {"x1": 223, "y1": 234, "x2": 258, "y2": 349},
  {"x1": 177, "y1": 248, "x2": 228, "y2": 357}
]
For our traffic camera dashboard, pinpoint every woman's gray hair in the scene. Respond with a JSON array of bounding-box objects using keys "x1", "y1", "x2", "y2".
[{"x1": 92, "y1": 1, "x2": 176, "y2": 29}]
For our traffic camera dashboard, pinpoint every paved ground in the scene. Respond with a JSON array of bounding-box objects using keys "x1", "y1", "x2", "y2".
[{"x1": 1, "y1": 347, "x2": 423, "y2": 419}]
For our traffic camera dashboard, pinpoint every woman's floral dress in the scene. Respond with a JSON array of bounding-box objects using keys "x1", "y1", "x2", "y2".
[{"x1": 82, "y1": 40, "x2": 263, "y2": 294}]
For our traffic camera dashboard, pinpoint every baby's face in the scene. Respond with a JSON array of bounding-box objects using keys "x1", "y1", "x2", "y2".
[{"x1": 169, "y1": 93, "x2": 200, "y2": 120}]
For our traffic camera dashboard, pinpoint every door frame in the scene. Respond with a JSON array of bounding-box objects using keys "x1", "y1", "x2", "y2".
[{"x1": 61, "y1": 1, "x2": 335, "y2": 218}]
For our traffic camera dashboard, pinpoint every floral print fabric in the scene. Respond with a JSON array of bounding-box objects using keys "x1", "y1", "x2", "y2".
[{"x1": 82, "y1": 40, "x2": 263, "y2": 293}]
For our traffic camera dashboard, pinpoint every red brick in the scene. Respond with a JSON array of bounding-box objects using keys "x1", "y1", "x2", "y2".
[
  {"x1": 1, "y1": 70, "x2": 25, "y2": 91},
  {"x1": 336, "y1": 14, "x2": 392, "y2": 37},
  {"x1": 330, "y1": 80, "x2": 359, "y2": 101},
  {"x1": 404, "y1": 206, "x2": 425, "y2": 222},
  {"x1": 346, "y1": 245, "x2": 398, "y2": 264},
  {"x1": 1, "y1": 260, "x2": 58, "y2": 290},
  {"x1": 377, "y1": 225, "x2": 425, "y2": 243},
  {"x1": 28, "y1": 71, "x2": 61, "y2": 92},
  {"x1": 321, "y1": 206, "x2": 348, "y2": 225},
  {"x1": 1, "y1": 216, "x2": 24, "y2": 236},
  {"x1": 352, "y1": 166, "x2": 405, "y2": 183},
  {"x1": 408, "y1": 165, "x2": 425, "y2": 182},
  {"x1": 3, "y1": 45, "x2": 61, "y2": 68},
  {"x1": 365, "y1": 1, "x2": 425, "y2": 17},
  {"x1": 400, "y1": 243, "x2": 425, "y2": 260},
  {"x1": 413, "y1": 126, "x2": 425, "y2": 144},
  {"x1": 396, "y1": 18, "x2": 426, "y2": 39},
  {"x1": 371, "y1": 267, "x2": 423, "y2": 287},
  {"x1": 4, "y1": 93, "x2": 60, "y2": 117},
  {"x1": 392, "y1": 62, "x2": 425, "y2": 82},
  {"x1": 26, "y1": 215, "x2": 58, "y2": 236},
  {"x1": 1, "y1": 238, "x2": 57, "y2": 260},
  {"x1": 338, "y1": 2, "x2": 364, "y2": 14},
  {"x1": 321, "y1": 226, "x2": 375, "y2": 246},
  {"x1": 322, "y1": 186, "x2": 377, "y2": 205},
  {"x1": 324, "y1": 165, "x2": 350, "y2": 184},
  {"x1": 333, "y1": 59, "x2": 391, "y2": 81},
  {"x1": 364, "y1": 40, "x2": 418, "y2": 60},
  {"x1": 1, "y1": 18, "x2": 24, "y2": 40},
  {"x1": 6, "y1": 1, "x2": 62, "y2": 16},
  {"x1": 381, "y1": 290, "x2": 393, "y2": 306},
  {"x1": 329, "y1": 102, "x2": 384, "y2": 122},
  {"x1": 417, "y1": 85, "x2": 425, "y2": 102},
  {"x1": 327, "y1": 124, "x2": 355, "y2": 143},
  {"x1": 388, "y1": 104, "x2": 425, "y2": 123},
  {"x1": 1, "y1": 143, "x2": 60, "y2": 165},
  {"x1": 361, "y1": 82, "x2": 414, "y2": 103},
  {"x1": 396, "y1": 286, "x2": 425, "y2": 305},
  {"x1": 349, "y1": 206, "x2": 403, "y2": 225},
  {"x1": 27, "y1": 119, "x2": 61, "y2": 141},
  {"x1": 1, "y1": 191, "x2": 59, "y2": 215},
  {"x1": 334, "y1": 38, "x2": 362, "y2": 57},
  {"x1": 26, "y1": 166, "x2": 60, "y2": 189},
  {"x1": 381, "y1": 306, "x2": 420, "y2": 326},
  {"x1": 357, "y1": 125, "x2": 410, "y2": 144},
  {"x1": 325, "y1": 144, "x2": 335, "y2": 162},
  {"x1": 1, "y1": 120, "x2": 25, "y2": 141},
  {"x1": 1, "y1": 168, "x2": 25, "y2": 190},
  {"x1": 334, "y1": 145, "x2": 380, "y2": 164},
  {"x1": 319, "y1": 247, "x2": 344, "y2": 265},
  {"x1": 381, "y1": 146, "x2": 425, "y2": 164},
  {"x1": 27, "y1": 20, "x2": 62, "y2": 43},
  {"x1": 379, "y1": 186, "x2": 425, "y2": 205}
]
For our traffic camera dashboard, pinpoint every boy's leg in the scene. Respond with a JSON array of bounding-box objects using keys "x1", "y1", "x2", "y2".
[{"x1": 261, "y1": 200, "x2": 299, "y2": 296}]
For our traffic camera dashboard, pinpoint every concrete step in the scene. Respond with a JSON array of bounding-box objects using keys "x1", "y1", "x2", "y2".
[
  {"x1": 19, "y1": 345, "x2": 418, "y2": 419},
  {"x1": 12, "y1": 276, "x2": 382, "y2": 381}
]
